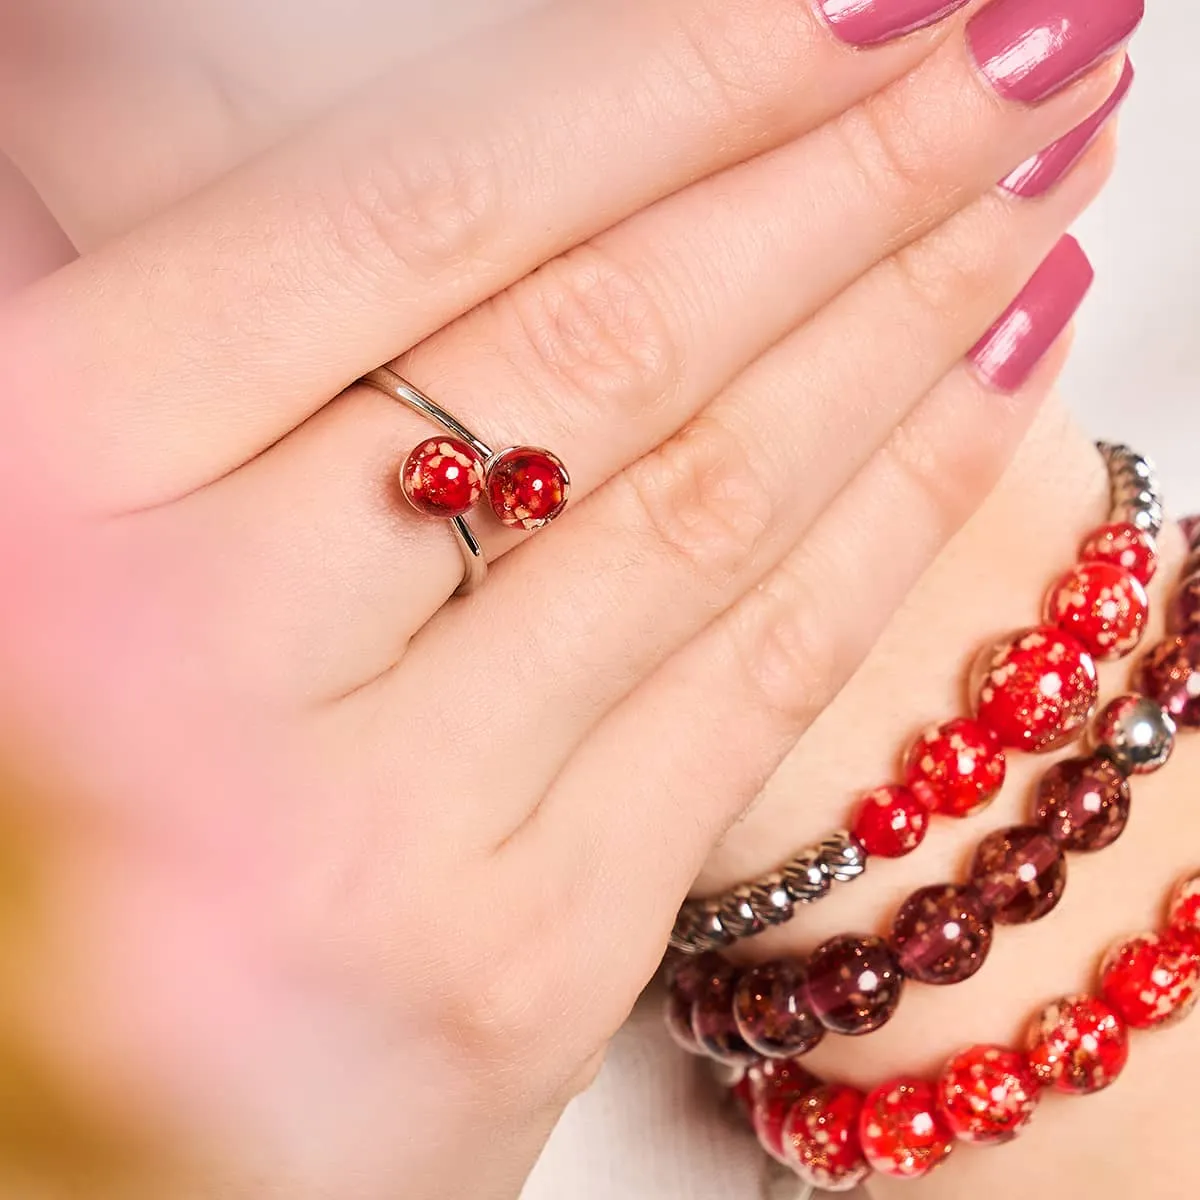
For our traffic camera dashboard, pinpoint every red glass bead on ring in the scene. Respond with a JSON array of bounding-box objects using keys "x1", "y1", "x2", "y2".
[
  {"x1": 890, "y1": 884, "x2": 994, "y2": 986},
  {"x1": 689, "y1": 961, "x2": 756, "y2": 1066},
  {"x1": 486, "y1": 446, "x2": 570, "y2": 530},
  {"x1": 851, "y1": 786, "x2": 930, "y2": 858},
  {"x1": 1025, "y1": 995, "x2": 1129, "y2": 1094},
  {"x1": 1045, "y1": 562, "x2": 1149, "y2": 661},
  {"x1": 1169, "y1": 873, "x2": 1200, "y2": 935},
  {"x1": 968, "y1": 825, "x2": 1067, "y2": 925},
  {"x1": 904, "y1": 718, "x2": 1006, "y2": 818},
  {"x1": 782, "y1": 1083, "x2": 871, "y2": 1193},
  {"x1": 805, "y1": 935, "x2": 905, "y2": 1036},
  {"x1": 1100, "y1": 930, "x2": 1200, "y2": 1030},
  {"x1": 1167, "y1": 574, "x2": 1200, "y2": 636},
  {"x1": 663, "y1": 953, "x2": 724, "y2": 1055},
  {"x1": 937, "y1": 1044, "x2": 1041, "y2": 1145},
  {"x1": 401, "y1": 437, "x2": 486, "y2": 518},
  {"x1": 733, "y1": 959, "x2": 825, "y2": 1059},
  {"x1": 859, "y1": 1077, "x2": 955, "y2": 1180},
  {"x1": 974, "y1": 627, "x2": 1099, "y2": 752},
  {"x1": 748, "y1": 1059, "x2": 821, "y2": 1162},
  {"x1": 1031, "y1": 754, "x2": 1131, "y2": 852},
  {"x1": 1141, "y1": 633, "x2": 1200, "y2": 729},
  {"x1": 1079, "y1": 521, "x2": 1159, "y2": 587}
]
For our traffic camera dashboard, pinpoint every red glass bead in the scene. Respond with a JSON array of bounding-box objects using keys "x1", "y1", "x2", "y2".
[
  {"x1": 1169, "y1": 873, "x2": 1200, "y2": 935},
  {"x1": 1100, "y1": 930, "x2": 1200, "y2": 1030},
  {"x1": 968, "y1": 825, "x2": 1067, "y2": 925},
  {"x1": 859, "y1": 1077, "x2": 954, "y2": 1180},
  {"x1": 1167, "y1": 574, "x2": 1200, "y2": 637},
  {"x1": 662, "y1": 953, "x2": 724, "y2": 1056},
  {"x1": 1141, "y1": 633, "x2": 1200, "y2": 729},
  {"x1": 748, "y1": 1059, "x2": 821, "y2": 1162},
  {"x1": 689, "y1": 960, "x2": 756, "y2": 1066},
  {"x1": 1045, "y1": 562, "x2": 1149, "y2": 661},
  {"x1": 904, "y1": 718, "x2": 1006, "y2": 818},
  {"x1": 890, "y1": 884, "x2": 994, "y2": 986},
  {"x1": 486, "y1": 446, "x2": 569, "y2": 530},
  {"x1": 1032, "y1": 754, "x2": 1131, "y2": 853},
  {"x1": 937, "y1": 1044, "x2": 1041, "y2": 1145},
  {"x1": 851, "y1": 786, "x2": 930, "y2": 858},
  {"x1": 975, "y1": 627, "x2": 1099, "y2": 752},
  {"x1": 1025, "y1": 995, "x2": 1129, "y2": 1094},
  {"x1": 733, "y1": 959, "x2": 825, "y2": 1059},
  {"x1": 782, "y1": 1083, "x2": 871, "y2": 1193},
  {"x1": 805, "y1": 935, "x2": 905, "y2": 1036},
  {"x1": 400, "y1": 438, "x2": 485, "y2": 518},
  {"x1": 1079, "y1": 522, "x2": 1158, "y2": 587}
]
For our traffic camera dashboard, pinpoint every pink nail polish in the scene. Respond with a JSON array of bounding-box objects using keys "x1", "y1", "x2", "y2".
[
  {"x1": 967, "y1": 0, "x2": 1144, "y2": 103},
  {"x1": 1001, "y1": 58, "x2": 1134, "y2": 197},
  {"x1": 819, "y1": 0, "x2": 972, "y2": 48},
  {"x1": 969, "y1": 236, "x2": 1093, "y2": 392}
]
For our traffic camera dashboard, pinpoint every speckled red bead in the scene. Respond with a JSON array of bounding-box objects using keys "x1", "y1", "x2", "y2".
[
  {"x1": 1169, "y1": 873, "x2": 1200, "y2": 935},
  {"x1": 401, "y1": 438, "x2": 485, "y2": 518},
  {"x1": 663, "y1": 954, "x2": 725, "y2": 1055},
  {"x1": 859, "y1": 1078, "x2": 954, "y2": 1180},
  {"x1": 904, "y1": 717, "x2": 1006, "y2": 819},
  {"x1": 1045, "y1": 562, "x2": 1149, "y2": 661},
  {"x1": 782, "y1": 1083, "x2": 871, "y2": 1193},
  {"x1": 937, "y1": 1045, "x2": 1041, "y2": 1145},
  {"x1": 1100, "y1": 930, "x2": 1200, "y2": 1030},
  {"x1": 890, "y1": 884, "x2": 994, "y2": 986},
  {"x1": 1032, "y1": 754, "x2": 1131, "y2": 853},
  {"x1": 1141, "y1": 634, "x2": 1200, "y2": 729},
  {"x1": 748, "y1": 1059, "x2": 821, "y2": 1162},
  {"x1": 486, "y1": 446, "x2": 570, "y2": 530},
  {"x1": 689, "y1": 960, "x2": 756, "y2": 1066},
  {"x1": 968, "y1": 825, "x2": 1067, "y2": 925},
  {"x1": 733, "y1": 959, "x2": 825, "y2": 1059},
  {"x1": 1167, "y1": 574, "x2": 1200, "y2": 637},
  {"x1": 805, "y1": 935, "x2": 905, "y2": 1036},
  {"x1": 851, "y1": 786, "x2": 931, "y2": 858},
  {"x1": 975, "y1": 627, "x2": 1099, "y2": 752},
  {"x1": 1079, "y1": 522, "x2": 1158, "y2": 587},
  {"x1": 1025, "y1": 995, "x2": 1129, "y2": 1094}
]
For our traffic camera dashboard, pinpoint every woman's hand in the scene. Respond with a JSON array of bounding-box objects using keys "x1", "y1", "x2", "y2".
[{"x1": 0, "y1": 1, "x2": 1133, "y2": 1196}]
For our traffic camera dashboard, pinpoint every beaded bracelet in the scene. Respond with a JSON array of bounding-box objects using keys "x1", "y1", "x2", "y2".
[{"x1": 671, "y1": 443, "x2": 1164, "y2": 955}]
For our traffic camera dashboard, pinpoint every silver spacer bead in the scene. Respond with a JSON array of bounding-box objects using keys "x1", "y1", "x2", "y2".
[
  {"x1": 818, "y1": 831, "x2": 869, "y2": 883},
  {"x1": 1123, "y1": 501, "x2": 1165, "y2": 537},
  {"x1": 1092, "y1": 694, "x2": 1177, "y2": 777},
  {"x1": 718, "y1": 890, "x2": 764, "y2": 940},
  {"x1": 748, "y1": 877, "x2": 795, "y2": 928},
  {"x1": 782, "y1": 847, "x2": 831, "y2": 904}
]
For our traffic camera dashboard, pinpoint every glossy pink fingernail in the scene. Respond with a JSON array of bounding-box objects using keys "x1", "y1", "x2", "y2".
[
  {"x1": 819, "y1": 0, "x2": 972, "y2": 48},
  {"x1": 969, "y1": 236, "x2": 1093, "y2": 392},
  {"x1": 1001, "y1": 58, "x2": 1134, "y2": 197},
  {"x1": 968, "y1": 0, "x2": 1144, "y2": 103}
]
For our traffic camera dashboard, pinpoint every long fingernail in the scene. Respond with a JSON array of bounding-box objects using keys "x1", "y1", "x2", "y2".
[
  {"x1": 969, "y1": 236, "x2": 1093, "y2": 391},
  {"x1": 968, "y1": 0, "x2": 1144, "y2": 104},
  {"x1": 820, "y1": 0, "x2": 972, "y2": 48},
  {"x1": 1001, "y1": 58, "x2": 1134, "y2": 197}
]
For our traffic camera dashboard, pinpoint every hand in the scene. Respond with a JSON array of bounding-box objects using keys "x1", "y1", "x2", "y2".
[{"x1": 0, "y1": 1, "x2": 1127, "y2": 1196}]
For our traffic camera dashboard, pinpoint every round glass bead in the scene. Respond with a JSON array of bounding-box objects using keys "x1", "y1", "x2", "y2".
[
  {"x1": 1091, "y1": 694, "x2": 1176, "y2": 776},
  {"x1": 850, "y1": 785, "x2": 930, "y2": 858},
  {"x1": 1100, "y1": 930, "x2": 1200, "y2": 1030},
  {"x1": 400, "y1": 437, "x2": 485, "y2": 518},
  {"x1": 1025, "y1": 995, "x2": 1129, "y2": 1094},
  {"x1": 1140, "y1": 633, "x2": 1200, "y2": 729},
  {"x1": 1182, "y1": 515, "x2": 1200, "y2": 551},
  {"x1": 1169, "y1": 873, "x2": 1200, "y2": 935},
  {"x1": 1079, "y1": 522, "x2": 1158, "y2": 587},
  {"x1": 733, "y1": 959, "x2": 825, "y2": 1059},
  {"x1": 1032, "y1": 754, "x2": 1130, "y2": 852},
  {"x1": 689, "y1": 960, "x2": 756, "y2": 1066},
  {"x1": 782, "y1": 1083, "x2": 871, "y2": 1193},
  {"x1": 903, "y1": 717, "x2": 1006, "y2": 818},
  {"x1": 805, "y1": 935, "x2": 905, "y2": 1036},
  {"x1": 1168, "y1": 574, "x2": 1200, "y2": 637},
  {"x1": 968, "y1": 825, "x2": 1067, "y2": 925},
  {"x1": 890, "y1": 884, "x2": 994, "y2": 986},
  {"x1": 974, "y1": 627, "x2": 1099, "y2": 752},
  {"x1": 748, "y1": 1059, "x2": 821, "y2": 1162},
  {"x1": 1045, "y1": 562, "x2": 1149, "y2": 660},
  {"x1": 486, "y1": 446, "x2": 570, "y2": 530},
  {"x1": 937, "y1": 1044, "x2": 1041, "y2": 1145},
  {"x1": 663, "y1": 953, "x2": 726, "y2": 1055},
  {"x1": 859, "y1": 1077, "x2": 955, "y2": 1180}
]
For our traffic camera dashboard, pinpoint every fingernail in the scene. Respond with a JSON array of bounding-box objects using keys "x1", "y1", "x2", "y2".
[
  {"x1": 968, "y1": 0, "x2": 1144, "y2": 104},
  {"x1": 1001, "y1": 58, "x2": 1134, "y2": 197},
  {"x1": 969, "y1": 236, "x2": 1093, "y2": 391},
  {"x1": 819, "y1": 0, "x2": 972, "y2": 48}
]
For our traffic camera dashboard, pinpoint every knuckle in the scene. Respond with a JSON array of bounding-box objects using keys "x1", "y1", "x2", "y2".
[
  {"x1": 889, "y1": 221, "x2": 999, "y2": 329},
  {"x1": 622, "y1": 417, "x2": 774, "y2": 591}
]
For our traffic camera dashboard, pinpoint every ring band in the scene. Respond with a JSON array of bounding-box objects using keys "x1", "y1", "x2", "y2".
[{"x1": 360, "y1": 366, "x2": 570, "y2": 596}]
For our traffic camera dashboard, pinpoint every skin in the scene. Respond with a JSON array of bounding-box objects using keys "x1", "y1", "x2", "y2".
[{"x1": 0, "y1": 2, "x2": 1172, "y2": 1198}]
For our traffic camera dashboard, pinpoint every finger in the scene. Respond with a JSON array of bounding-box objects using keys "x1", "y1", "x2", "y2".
[
  {"x1": 2, "y1": 0, "x2": 975, "y2": 511},
  {"x1": 176, "y1": 46, "x2": 1127, "y2": 696},
  {"x1": 379, "y1": 134, "x2": 1112, "y2": 849},
  {"x1": 0, "y1": 153, "x2": 74, "y2": 296}
]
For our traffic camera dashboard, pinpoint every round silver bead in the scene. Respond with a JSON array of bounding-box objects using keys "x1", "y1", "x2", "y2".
[
  {"x1": 782, "y1": 848, "x2": 831, "y2": 903},
  {"x1": 1122, "y1": 501, "x2": 1165, "y2": 537},
  {"x1": 691, "y1": 904, "x2": 735, "y2": 950},
  {"x1": 748, "y1": 877, "x2": 795, "y2": 927},
  {"x1": 818, "y1": 831, "x2": 869, "y2": 883},
  {"x1": 718, "y1": 890, "x2": 764, "y2": 940},
  {"x1": 1092, "y1": 694, "x2": 1177, "y2": 776}
]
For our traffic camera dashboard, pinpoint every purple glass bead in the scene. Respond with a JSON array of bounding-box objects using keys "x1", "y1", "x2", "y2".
[
  {"x1": 1182, "y1": 515, "x2": 1200, "y2": 551},
  {"x1": 969, "y1": 825, "x2": 1067, "y2": 926},
  {"x1": 890, "y1": 884, "x2": 994, "y2": 986},
  {"x1": 689, "y1": 960, "x2": 756, "y2": 1065},
  {"x1": 1033, "y1": 754, "x2": 1131, "y2": 852},
  {"x1": 1167, "y1": 575, "x2": 1200, "y2": 637},
  {"x1": 733, "y1": 958, "x2": 824, "y2": 1059},
  {"x1": 804, "y1": 934, "x2": 904, "y2": 1036},
  {"x1": 1141, "y1": 634, "x2": 1200, "y2": 729},
  {"x1": 663, "y1": 953, "x2": 726, "y2": 1055}
]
